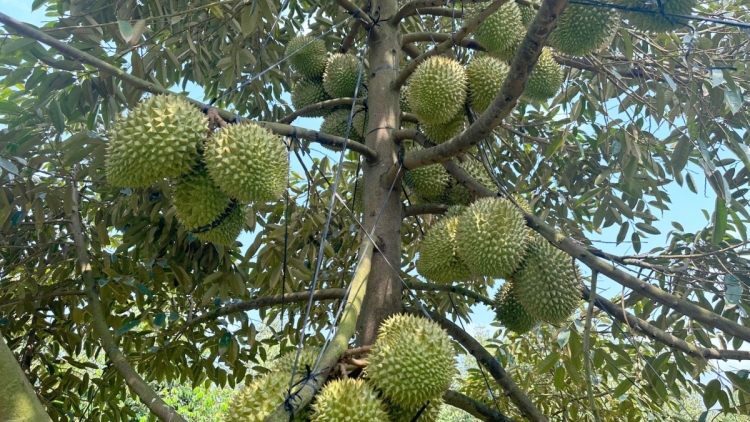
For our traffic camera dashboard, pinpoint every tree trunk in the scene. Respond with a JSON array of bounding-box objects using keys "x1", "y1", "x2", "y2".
[
  {"x1": 0, "y1": 336, "x2": 51, "y2": 422},
  {"x1": 357, "y1": 0, "x2": 403, "y2": 346}
]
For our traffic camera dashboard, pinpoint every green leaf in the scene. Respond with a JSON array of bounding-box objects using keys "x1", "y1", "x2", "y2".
[
  {"x1": 118, "y1": 20, "x2": 134, "y2": 43},
  {"x1": 613, "y1": 379, "x2": 633, "y2": 398},
  {"x1": 711, "y1": 69, "x2": 725, "y2": 88},
  {"x1": 724, "y1": 88, "x2": 743, "y2": 115},
  {"x1": 115, "y1": 319, "x2": 141, "y2": 336},
  {"x1": 635, "y1": 223, "x2": 660, "y2": 235},
  {"x1": 574, "y1": 187, "x2": 603, "y2": 208},
  {"x1": 153, "y1": 313, "x2": 166, "y2": 328},
  {"x1": 712, "y1": 197, "x2": 727, "y2": 245},
  {"x1": 724, "y1": 275, "x2": 742, "y2": 309},
  {"x1": 49, "y1": 98, "x2": 65, "y2": 133},
  {"x1": 686, "y1": 173, "x2": 698, "y2": 193},
  {"x1": 136, "y1": 282, "x2": 153, "y2": 298},
  {"x1": 616, "y1": 222, "x2": 630, "y2": 244},
  {"x1": 218, "y1": 332, "x2": 232, "y2": 356},
  {"x1": 704, "y1": 379, "x2": 721, "y2": 409},
  {"x1": 32, "y1": 0, "x2": 47, "y2": 11},
  {"x1": 557, "y1": 328, "x2": 571, "y2": 348},
  {"x1": 536, "y1": 352, "x2": 560, "y2": 374},
  {"x1": 671, "y1": 137, "x2": 691, "y2": 174}
]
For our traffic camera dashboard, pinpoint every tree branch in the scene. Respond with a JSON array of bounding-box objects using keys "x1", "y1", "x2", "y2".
[
  {"x1": 391, "y1": 0, "x2": 491, "y2": 24},
  {"x1": 0, "y1": 13, "x2": 378, "y2": 162},
  {"x1": 402, "y1": 32, "x2": 486, "y2": 52},
  {"x1": 403, "y1": 203, "x2": 450, "y2": 217},
  {"x1": 405, "y1": 281, "x2": 495, "y2": 306},
  {"x1": 67, "y1": 173, "x2": 187, "y2": 422},
  {"x1": 279, "y1": 98, "x2": 363, "y2": 124},
  {"x1": 332, "y1": 0, "x2": 373, "y2": 27},
  {"x1": 443, "y1": 390, "x2": 515, "y2": 422},
  {"x1": 340, "y1": 20, "x2": 364, "y2": 53},
  {"x1": 582, "y1": 272, "x2": 602, "y2": 422},
  {"x1": 393, "y1": 0, "x2": 510, "y2": 90},
  {"x1": 0, "y1": 336, "x2": 51, "y2": 421},
  {"x1": 406, "y1": 308, "x2": 548, "y2": 422}
]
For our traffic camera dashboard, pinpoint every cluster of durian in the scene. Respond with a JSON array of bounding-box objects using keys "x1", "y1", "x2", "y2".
[
  {"x1": 286, "y1": 35, "x2": 368, "y2": 146},
  {"x1": 416, "y1": 196, "x2": 581, "y2": 331},
  {"x1": 224, "y1": 315, "x2": 455, "y2": 421},
  {"x1": 105, "y1": 94, "x2": 289, "y2": 246}
]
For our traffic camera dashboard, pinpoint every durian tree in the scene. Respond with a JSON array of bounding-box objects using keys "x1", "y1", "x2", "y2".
[{"x1": 3, "y1": 0, "x2": 750, "y2": 421}]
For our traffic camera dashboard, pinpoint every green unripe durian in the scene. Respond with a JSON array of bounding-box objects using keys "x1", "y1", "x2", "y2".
[
  {"x1": 323, "y1": 53, "x2": 362, "y2": 98},
  {"x1": 519, "y1": 2, "x2": 538, "y2": 27},
  {"x1": 416, "y1": 214, "x2": 474, "y2": 284},
  {"x1": 494, "y1": 281, "x2": 539, "y2": 334},
  {"x1": 523, "y1": 48, "x2": 563, "y2": 102},
  {"x1": 366, "y1": 314, "x2": 456, "y2": 408},
  {"x1": 224, "y1": 371, "x2": 306, "y2": 422},
  {"x1": 407, "y1": 56, "x2": 467, "y2": 125},
  {"x1": 446, "y1": 159, "x2": 495, "y2": 206},
  {"x1": 468, "y1": 2, "x2": 525, "y2": 61},
  {"x1": 291, "y1": 79, "x2": 331, "y2": 117},
  {"x1": 548, "y1": 4, "x2": 619, "y2": 56},
  {"x1": 466, "y1": 56, "x2": 510, "y2": 113},
  {"x1": 271, "y1": 347, "x2": 321, "y2": 371},
  {"x1": 615, "y1": 0, "x2": 695, "y2": 33},
  {"x1": 403, "y1": 144, "x2": 451, "y2": 202},
  {"x1": 456, "y1": 197, "x2": 528, "y2": 278},
  {"x1": 311, "y1": 378, "x2": 389, "y2": 422},
  {"x1": 420, "y1": 113, "x2": 465, "y2": 144},
  {"x1": 172, "y1": 169, "x2": 233, "y2": 231},
  {"x1": 204, "y1": 123, "x2": 289, "y2": 203},
  {"x1": 513, "y1": 236, "x2": 581, "y2": 324},
  {"x1": 106, "y1": 94, "x2": 206, "y2": 188},
  {"x1": 320, "y1": 108, "x2": 366, "y2": 146},
  {"x1": 286, "y1": 35, "x2": 328, "y2": 80},
  {"x1": 194, "y1": 203, "x2": 245, "y2": 246}
]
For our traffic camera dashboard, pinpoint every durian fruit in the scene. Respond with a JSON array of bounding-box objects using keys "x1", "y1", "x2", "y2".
[
  {"x1": 615, "y1": 0, "x2": 695, "y2": 33},
  {"x1": 416, "y1": 213, "x2": 474, "y2": 284},
  {"x1": 446, "y1": 159, "x2": 495, "y2": 206},
  {"x1": 455, "y1": 197, "x2": 528, "y2": 278},
  {"x1": 106, "y1": 95, "x2": 206, "y2": 188},
  {"x1": 494, "y1": 282, "x2": 539, "y2": 334},
  {"x1": 352, "y1": 107, "x2": 369, "y2": 139},
  {"x1": 403, "y1": 144, "x2": 451, "y2": 202},
  {"x1": 513, "y1": 236, "x2": 581, "y2": 324},
  {"x1": 272, "y1": 347, "x2": 321, "y2": 371},
  {"x1": 387, "y1": 398, "x2": 443, "y2": 422},
  {"x1": 172, "y1": 169, "x2": 233, "y2": 231},
  {"x1": 319, "y1": 108, "x2": 365, "y2": 146},
  {"x1": 420, "y1": 113, "x2": 465, "y2": 144},
  {"x1": 310, "y1": 378, "x2": 389, "y2": 421},
  {"x1": 407, "y1": 56, "x2": 467, "y2": 125},
  {"x1": 519, "y1": 1, "x2": 538, "y2": 27},
  {"x1": 323, "y1": 53, "x2": 362, "y2": 98},
  {"x1": 224, "y1": 371, "x2": 305, "y2": 422},
  {"x1": 366, "y1": 314, "x2": 456, "y2": 408},
  {"x1": 467, "y1": 2, "x2": 525, "y2": 61},
  {"x1": 466, "y1": 56, "x2": 510, "y2": 113},
  {"x1": 548, "y1": 4, "x2": 619, "y2": 56},
  {"x1": 523, "y1": 48, "x2": 563, "y2": 102},
  {"x1": 286, "y1": 35, "x2": 328, "y2": 80},
  {"x1": 204, "y1": 123, "x2": 289, "y2": 203},
  {"x1": 194, "y1": 203, "x2": 245, "y2": 246},
  {"x1": 291, "y1": 79, "x2": 331, "y2": 117}
]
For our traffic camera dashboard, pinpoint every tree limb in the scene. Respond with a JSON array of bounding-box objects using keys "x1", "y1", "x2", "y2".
[
  {"x1": 405, "y1": 281, "x2": 494, "y2": 306},
  {"x1": 340, "y1": 20, "x2": 363, "y2": 53},
  {"x1": 402, "y1": 32, "x2": 486, "y2": 52},
  {"x1": 332, "y1": 0, "x2": 373, "y2": 27},
  {"x1": 0, "y1": 336, "x2": 51, "y2": 421},
  {"x1": 279, "y1": 98, "x2": 363, "y2": 124},
  {"x1": 391, "y1": 0, "x2": 492, "y2": 24},
  {"x1": 443, "y1": 390, "x2": 515, "y2": 422},
  {"x1": 406, "y1": 308, "x2": 549, "y2": 422},
  {"x1": 403, "y1": 203, "x2": 450, "y2": 217}
]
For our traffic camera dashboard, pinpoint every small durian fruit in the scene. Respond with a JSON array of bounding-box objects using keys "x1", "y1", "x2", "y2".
[
  {"x1": 286, "y1": 35, "x2": 328, "y2": 80},
  {"x1": 456, "y1": 197, "x2": 528, "y2": 278},
  {"x1": 224, "y1": 371, "x2": 305, "y2": 422},
  {"x1": 204, "y1": 123, "x2": 288, "y2": 203},
  {"x1": 513, "y1": 236, "x2": 581, "y2": 324},
  {"x1": 366, "y1": 314, "x2": 456, "y2": 408},
  {"x1": 387, "y1": 398, "x2": 443, "y2": 422},
  {"x1": 519, "y1": 1, "x2": 538, "y2": 27},
  {"x1": 614, "y1": 0, "x2": 695, "y2": 33},
  {"x1": 193, "y1": 203, "x2": 245, "y2": 246},
  {"x1": 291, "y1": 79, "x2": 331, "y2": 117},
  {"x1": 467, "y1": 2, "x2": 525, "y2": 61},
  {"x1": 445, "y1": 159, "x2": 495, "y2": 206},
  {"x1": 466, "y1": 56, "x2": 510, "y2": 113},
  {"x1": 310, "y1": 378, "x2": 389, "y2": 421},
  {"x1": 494, "y1": 281, "x2": 539, "y2": 334},
  {"x1": 323, "y1": 53, "x2": 362, "y2": 98},
  {"x1": 352, "y1": 107, "x2": 369, "y2": 139},
  {"x1": 420, "y1": 113, "x2": 465, "y2": 144},
  {"x1": 523, "y1": 48, "x2": 563, "y2": 102},
  {"x1": 402, "y1": 144, "x2": 451, "y2": 202},
  {"x1": 106, "y1": 94, "x2": 206, "y2": 188},
  {"x1": 172, "y1": 169, "x2": 233, "y2": 231},
  {"x1": 319, "y1": 108, "x2": 365, "y2": 146},
  {"x1": 548, "y1": 4, "x2": 619, "y2": 56},
  {"x1": 416, "y1": 213, "x2": 474, "y2": 284},
  {"x1": 271, "y1": 347, "x2": 321, "y2": 371},
  {"x1": 407, "y1": 56, "x2": 467, "y2": 125}
]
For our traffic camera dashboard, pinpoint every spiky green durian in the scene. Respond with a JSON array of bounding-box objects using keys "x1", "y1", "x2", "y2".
[
  {"x1": 193, "y1": 203, "x2": 245, "y2": 246},
  {"x1": 466, "y1": 56, "x2": 510, "y2": 113},
  {"x1": 446, "y1": 159, "x2": 495, "y2": 206},
  {"x1": 106, "y1": 95, "x2": 206, "y2": 188},
  {"x1": 519, "y1": 2, "x2": 538, "y2": 27},
  {"x1": 523, "y1": 48, "x2": 563, "y2": 102},
  {"x1": 204, "y1": 123, "x2": 288, "y2": 203},
  {"x1": 224, "y1": 371, "x2": 306, "y2": 422},
  {"x1": 366, "y1": 314, "x2": 456, "y2": 407},
  {"x1": 420, "y1": 113, "x2": 465, "y2": 144},
  {"x1": 172, "y1": 169, "x2": 233, "y2": 231},
  {"x1": 548, "y1": 4, "x2": 619, "y2": 56},
  {"x1": 614, "y1": 0, "x2": 695, "y2": 33},
  {"x1": 400, "y1": 86, "x2": 412, "y2": 113},
  {"x1": 467, "y1": 2, "x2": 525, "y2": 61},
  {"x1": 286, "y1": 35, "x2": 328, "y2": 80},
  {"x1": 494, "y1": 282, "x2": 539, "y2": 334},
  {"x1": 403, "y1": 144, "x2": 451, "y2": 202},
  {"x1": 352, "y1": 107, "x2": 369, "y2": 138},
  {"x1": 319, "y1": 108, "x2": 366, "y2": 146},
  {"x1": 416, "y1": 214, "x2": 474, "y2": 284},
  {"x1": 310, "y1": 378, "x2": 389, "y2": 421},
  {"x1": 271, "y1": 347, "x2": 321, "y2": 371},
  {"x1": 513, "y1": 236, "x2": 581, "y2": 324},
  {"x1": 456, "y1": 197, "x2": 528, "y2": 278},
  {"x1": 407, "y1": 56, "x2": 467, "y2": 125},
  {"x1": 323, "y1": 53, "x2": 362, "y2": 98},
  {"x1": 387, "y1": 398, "x2": 443, "y2": 422},
  {"x1": 291, "y1": 79, "x2": 331, "y2": 117}
]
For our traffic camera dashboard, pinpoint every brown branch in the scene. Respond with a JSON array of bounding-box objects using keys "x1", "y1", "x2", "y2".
[
  {"x1": 343, "y1": 345, "x2": 373, "y2": 357},
  {"x1": 404, "y1": 203, "x2": 450, "y2": 217},
  {"x1": 332, "y1": 0, "x2": 373, "y2": 27},
  {"x1": 402, "y1": 32, "x2": 486, "y2": 52},
  {"x1": 406, "y1": 308, "x2": 549, "y2": 422},
  {"x1": 402, "y1": 43, "x2": 423, "y2": 59},
  {"x1": 0, "y1": 290, "x2": 86, "y2": 308},
  {"x1": 405, "y1": 281, "x2": 495, "y2": 306},
  {"x1": 340, "y1": 20, "x2": 363, "y2": 53},
  {"x1": 443, "y1": 390, "x2": 515, "y2": 422},
  {"x1": 279, "y1": 98, "x2": 363, "y2": 124},
  {"x1": 499, "y1": 124, "x2": 551, "y2": 146},
  {"x1": 391, "y1": 0, "x2": 492, "y2": 23}
]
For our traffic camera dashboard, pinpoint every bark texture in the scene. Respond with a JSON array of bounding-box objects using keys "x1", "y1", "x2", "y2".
[{"x1": 0, "y1": 336, "x2": 52, "y2": 422}]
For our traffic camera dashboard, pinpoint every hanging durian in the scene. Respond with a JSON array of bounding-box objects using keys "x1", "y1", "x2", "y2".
[
  {"x1": 523, "y1": 48, "x2": 563, "y2": 102},
  {"x1": 416, "y1": 210, "x2": 474, "y2": 284},
  {"x1": 172, "y1": 169, "x2": 233, "y2": 231},
  {"x1": 291, "y1": 79, "x2": 331, "y2": 117},
  {"x1": 286, "y1": 35, "x2": 328, "y2": 80},
  {"x1": 402, "y1": 144, "x2": 451, "y2": 202},
  {"x1": 494, "y1": 281, "x2": 540, "y2": 334},
  {"x1": 466, "y1": 55, "x2": 510, "y2": 113},
  {"x1": 310, "y1": 378, "x2": 389, "y2": 421},
  {"x1": 548, "y1": 4, "x2": 619, "y2": 56},
  {"x1": 193, "y1": 203, "x2": 246, "y2": 246},
  {"x1": 420, "y1": 113, "x2": 465, "y2": 144},
  {"x1": 323, "y1": 53, "x2": 362, "y2": 98},
  {"x1": 466, "y1": 2, "x2": 525, "y2": 61},
  {"x1": 614, "y1": 0, "x2": 695, "y2": 33},
  {"x1": 407, "y1": 56, "x2": 467, "y2": 125}
]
